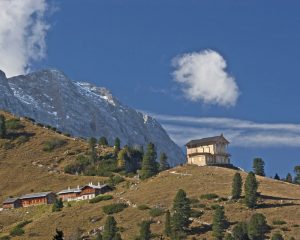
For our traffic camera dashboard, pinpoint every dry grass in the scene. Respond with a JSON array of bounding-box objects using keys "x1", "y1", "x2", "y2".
[{"x1": 0, "y1": 111, "x2": 300, "y2": 239}]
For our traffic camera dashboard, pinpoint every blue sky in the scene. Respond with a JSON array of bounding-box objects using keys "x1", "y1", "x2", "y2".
[{"x1": 1, "y1": 0, "x2": 300, "y2": 177}]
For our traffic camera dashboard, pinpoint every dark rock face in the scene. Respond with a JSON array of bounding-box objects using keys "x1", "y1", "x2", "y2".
[{"x1": 0, "y1": 69, "x2": 185, "y2": 165}]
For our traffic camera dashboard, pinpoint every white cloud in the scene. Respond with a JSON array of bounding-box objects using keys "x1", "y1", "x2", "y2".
[
  {"x1": 0, "y1": 0, "x2": 50, "y2": 77},
  {"x1": 145, "y1": 112, "x2": 300, "y2": 148},
  {"x1": 172, "y1": 49, "x2": 239, "y2": 107}
]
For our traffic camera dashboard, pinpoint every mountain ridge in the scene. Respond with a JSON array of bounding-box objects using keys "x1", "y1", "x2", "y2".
[{"x1": 0, "y1": 69, "x2": 185, "y2": 165}]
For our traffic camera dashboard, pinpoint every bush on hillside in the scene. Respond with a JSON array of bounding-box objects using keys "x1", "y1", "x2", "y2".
[
  {"x1": 10, "y1": 220, "x2": 32, "y2": 236},
  {"x1": 102, "y1": 203, "x2": 128, "y2": 215},
  {"x1": 200, "y1": 193, "x2": 219, "y2": 200},
  {"x1": 43, "y1": 138, "x2": 67, "y2": 151},
  {"x1": 190, "y1": 209, "x2": 203, "y2": 218},
  {"x1": 17, "y1": 135, "x2": 30, "y2": 144},
  {"x1": 0, "y1": 235, "x2": 11, "y2": 240},
  {"x1": 149, "y1": 207, "x2": 165, "y2": 217},
  {"x1": 5, "y1": 118, "x2": 24, "y2": 130},
  {"x1": 89, "y1": 194, "x2": 113, "y2": 203},
  {"x1": 1, "y1": 142, "x2": 14, "y2": 150},
  {"x1": 137, "y1": 204, "x2": 150, "y2": 210},
  {"x1": 107, "y1": 175, "x2": 125, "y2": 186},
  {"x1": 272, "y1": 220, "x2": 287, "y2": 225}
]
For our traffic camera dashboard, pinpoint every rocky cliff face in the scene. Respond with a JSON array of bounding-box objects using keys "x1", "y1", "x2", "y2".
[{"x1": 0, "y1": 69, "x2": 185, "y2": 165}]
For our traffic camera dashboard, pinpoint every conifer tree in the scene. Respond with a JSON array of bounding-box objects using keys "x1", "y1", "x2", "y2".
[
  {"x1": 244, "y1": 172, "x2": 258, "y2": 208},
  {"x1": 212, "y1": 206, "x2": 227, "y2": 240},
  {"x1": 99, "y1": 136, "x2": 108, "y2": 146},
  {"x1": 231, "y1": 172, "x2": 242, "y2": 200},
  {"x1": 253, "y1": 158, "x2": 265, "y2": 176},
  {"x1": 117, "y1": 148, "x2": 128, "y2": 170},
  {"x1": 271, "y1": 232, "x2": 284, "y2": 240},
  {"x1": 114, "y1": 137, "x2": 121, "y2": 154},
  {"x1": 286, "y1": 173, "x2": 293, "y2": 183},
  {"x1": 232, "y1": 222, "x2": 248, "y2": 240},
  {"x1": 247, "y1": 213, "x2": 268, "y2": 240},
  {"x1": 140, "y1": 143, "x2": 158, "y2": 179},
  {"x1": 0, "y1": 115, "x2": 6, "y2": 138},
  {"x1": 294, "y1": 166, "x2": 300, "y2": 184},
  {"x1": 159, "y1": 152, "x2": 170, "y2": 172},
  {"x1": 274, "y1": 173, "x2": 280, "y2": 180},
  {"x1": 164, "y1": 210, "x2": 171, "y2": 237},
  {"x1": 138, "y1": 221, "x2": 151, "y2": 240},
  {"x1": 89, "y1": 137, "x2": 97, "y2": 165},
  {"x1": 53, "y1": 229, "x2": 64, "y2": 240},
  {"x1": 102, "y1": 216, "x2": 120, "y2": 240},
  {"x1": 171, "y1": 189, "x2": 191, "y2": 236},
  {"x1": 52, "y1": 199, "x2": 63, "y2": 212}
]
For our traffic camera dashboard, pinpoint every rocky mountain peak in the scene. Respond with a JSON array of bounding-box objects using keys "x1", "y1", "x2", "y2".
[{"x1": 0, "y1": 69, "x2": 185, "y2": 165}]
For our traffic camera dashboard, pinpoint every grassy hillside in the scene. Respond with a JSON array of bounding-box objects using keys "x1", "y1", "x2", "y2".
[{"x1": 0, "y1": 111, "x2": 300, "y2": 239}]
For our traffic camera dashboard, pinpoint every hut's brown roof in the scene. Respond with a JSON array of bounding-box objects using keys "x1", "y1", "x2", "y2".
[{"x1": 186, "y1": 135, "x2": 229, "y2": 147}]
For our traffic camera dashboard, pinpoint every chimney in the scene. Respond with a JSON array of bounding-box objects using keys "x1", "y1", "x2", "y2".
[
  {"x1": 68, "y1": 186, "x2": 70, "y2": 190},
  {"x1": 98, "y1": 182, "x2": 100, "y2": 187},
  {"x1": 77, "y1": 185, "x2": 80, "y2": 189}
]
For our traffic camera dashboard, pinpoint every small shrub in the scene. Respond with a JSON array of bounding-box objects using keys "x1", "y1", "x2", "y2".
[
  {"x1": 10, "y1": 227, "x2": 25, "y2": 236},
  {"x1": 1, "y1": 142, "x2": 14, "y2": 150},
  {"x1": 217, "y1": 197, "x2": 228, "y2": 202},
  {"x1": 5, "y1": 119, "x2": 24, "y2": 130},
  {"x1": 200, "y1": 193, "x2": 219, "y2": 200},
  {"x1": 107, "y1": 175, "x2": 125, "y2": 186},
  {"x1": 43, "y1": 138, "x2": 67, "y2": 151},
  {"x1": 149, "y1": 207, "x2": 164, "y2": 217},
  {"x1": 190, "y1": 209, "x2": 203, "y2": 218},
  {"x1": 190, "y1": 198, "x2": 200, "y2": 204},
  {"x1": 0, "y1": 235, "x2": 11, "y2": 240},
  {"x1": 89, "y1": 194, "x2": 113, "y2": 203},
  {"x1": 17, "y1": 135, "x2": 29, "y2": 144},
  {"x1": 292, "y1": 224, "x2": 299, "y2": 227},
  {"x1": 192, "y1": 203, "x2": 206, "y2": 208},
  {"x1": 272, "y1": 220, "x2": 287, "y2": 225},
  {"x1": 102, "y1": 203, "x2": 128, "y2": 215},
  {"x1": 138, "y1": 204, "x2": 150, "y2": 210},
  {"x1": 9, "y1": 220, "x2": 31, "y2": 236},
  {"x1": 210, "y1": 204, "x2": 224, "y2": 210}
]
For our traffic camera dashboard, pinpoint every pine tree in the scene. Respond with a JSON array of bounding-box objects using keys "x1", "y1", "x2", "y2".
[
  {"x1": 0, "y1": 115, "x2": 6, "y2": 138},
  {"x1": 253, "y1": 158, "x2": 265, "y2": 176},
  {"x1": 271, "y1": 232, "x2": 284, "y2": 240},
  {"x1": 274, "y1": 173, "x2": 280, "y2": 180},
  {"x1": 99, "y1": 136, "x2": 108, "y2": 146},
  {"x1": 114, "y1": 137, "x2": 121, "y2": 154},
  {"x1": 244, "y1": 172, "x2": 258, "y2": 208},
  {"x1": 52, "y1": 199, "x2": 63, "y2": 212},
  {"x1": 212, "y1": 206, "x2": 227, "y2": 240},
  {"x1": 113, "y1": 233, "x2": 122, "y2": 240},
  {"x1": 247, "y1": 213, "x2": 268, "y2": 240},
  {"x1": 231, "y1": 172, "x2": 242, "y2": 200},
  {"x1": 102, "y1": 216, "x2": 119, "y2": 240},
  {"x1": 286, "y1": 173, "x2": 293, "y2": 183},
  {"x1": 140, "y1": 143, "x2": 158, "y2": 179},
  {"x1": 232, "y1": 222, "x2": 248, "y2": 240},
  {"x1": 171, "y1": 189, "x2": 191, "y2": 236},
  {"x1": 138, "y1": 221, "x2": 151, "y2": 240},
  {"x1": 294, "y1": 166, "x2": 300, "y2": 184},
  {"x1": 164, "y1": 210, "x2": 171, "y2": 237},
  {"x1": 89, "y1": 137, "x2": 97, "y2": 165},
  {"x1": 89, "y1": 137, "x2": 97, "y2": 149},
  {"x1": 117, "y1": 148, "x2": 128, "y2": 170},
  {"x1": 53, "y1": 229, "x2": 64, "y2": 240},
  {"x1": 159, "y1": 152, "x2": 170, "y2": 172}
]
